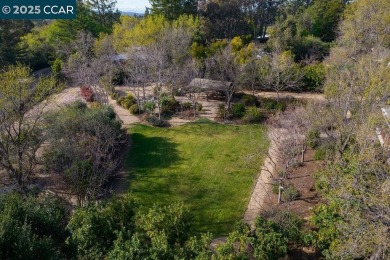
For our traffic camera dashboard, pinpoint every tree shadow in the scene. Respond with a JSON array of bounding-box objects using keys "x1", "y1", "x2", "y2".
[
  {"x1": 127, "y1": 133, "x2": 181, "y2": 171},
  {"x1": 288, "y1": 247, "x2": 319, "y2": 260},
  {"x1": 125, "y1": 133, "x2": 181, "y2": 195}
]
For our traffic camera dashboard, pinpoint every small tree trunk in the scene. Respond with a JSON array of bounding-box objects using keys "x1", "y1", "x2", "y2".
[
  {"x1": 301, "y1": 143, "x2": 306, "y2": 164},
  {"x1": 142, "y1": 84, "x2": 146, "y2": 100},
  {"x1": 193, "y1": 102, "x2": 197, "y2": 118},
  {"x1": 278, "y1": 179, "x2": 283, "y2": 204}
]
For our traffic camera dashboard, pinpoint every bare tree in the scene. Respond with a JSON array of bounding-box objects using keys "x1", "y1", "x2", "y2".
[
  {"x1": 258, "y1": 51, "x2": 302, "y2": 101},
  {"x1": 161, "y1": 26, "x2": 193, "y2": 97},
  {"x1": 181, "y1": 60, "x2": 205, "y2": 118},
  {"x1": 145, "y1": 42, "x2": 167, "y2": 119},
  {"x1": 264, "y1": 107, "x2": 311, "y2": 204},
  {"x1": 125, "y1": 48, "x2": 149, "y2": 113},
  {"x1": 206, "y1": 45, "x2": 241, "y2": 109},
  {"x1": 240, "y1": 54, "x2": 260, "y2": 96},
  {"x1": 93, "y1": 34, "x2": 118, "y2": 104},
  {"x1": 64, "y1": 31, "x2": 96, "y2": 86},
  {"x1": 0, "y1": 65, "x2": 58, "y2": 190}
]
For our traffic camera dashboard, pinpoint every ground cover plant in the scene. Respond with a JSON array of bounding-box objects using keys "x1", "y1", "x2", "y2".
[{"x1": 126, "y1": 119, "x2": 268, "y2": 236}]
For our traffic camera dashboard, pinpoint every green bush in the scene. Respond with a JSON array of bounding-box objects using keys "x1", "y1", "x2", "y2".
[
  {"x1": 129, "y1": 104, "x2": 141, "y2": 114},
  {"x1": 110, "y1": 92, "x2": 119, "y2": 100},
  {"x1": 89, "y1": 102, "x2": 103, "y2": 109},
  {"x1": 161, "y1": 97, "x2": 180, "y2": 115},
  {"x1": 182, "y1": 102, "x2": 192, "y2": 111},
  {"x1": 262, "y1": 98, "x2": 278, "y2": 111},
  {"x1": 272, "y1": 182, "x2": 279, "y2": 194},
  {"x1": 302, "y1": 63, "x2": 326, "y2": 92},
  {"x1": 143, "y1": 101, "x2": 155, "y2": 114},
  {"x1": 314, "y1": 148, "x2": 326, "y2": 161},
  {"x1": 117, "y1": 94, "x2": 136, "y2": 109},
  {"x1": 146, "y1": 116, "x2": 170, "y2": 127},
  {"x1": 242, "y1": 94, "x2": 259, "y2": 107},
  {"x1": 0, "y1": 193, "x2": 68, "y2": 259},
  {"x1": 51, "y1": 58, "x2": 64, "y2": 83},
  {"x1": 307, "y1": 129, "x2": 321, "y2": 148},
  {"x1": 272, "y1": 211, "x2": 303, "y2": 244},
  {"x1": 275, "y1": 102, "x2": 286, "y2": 111},
  {"x1": 197, "y1": 103, "x2": 203, "y2": 112},
  {"x1": 242, "y1": 106, "x2": 262, "y2": 123},
  {"x1": 253, "y1": 217, "x2": 288, "y2": 260},
  {"x1": 112, "y1": 68, "x2": 126, "y2": 85},
  {"x1": 231, "y1": 103, "x2": 246, "y2": 118},
  {"x1": 282, "y1": 184, "x2": 300, "y2": 202},
  {"x1": 291, "y1": 36, "x2": 330, "y2": 62},
  {"x1": 217, "y1": 103, "x2": 226, "y2": 119}
]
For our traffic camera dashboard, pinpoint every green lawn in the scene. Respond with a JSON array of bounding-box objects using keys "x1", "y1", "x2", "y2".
[{"x1": 126, "y1": 119, "x2": 268, "y2": 236}]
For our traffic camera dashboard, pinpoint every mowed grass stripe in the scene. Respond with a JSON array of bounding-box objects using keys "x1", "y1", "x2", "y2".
[{"x1": 126, "y1": 120, "x2": 268, "y2": 236}]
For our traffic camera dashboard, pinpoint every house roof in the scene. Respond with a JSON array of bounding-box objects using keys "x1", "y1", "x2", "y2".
[
  {"x1": 186, "y1": 78, "x2": 232, "y2": 92},
  {"x1": 111, "y1": 53, "x2": 128, "y2": 61}
]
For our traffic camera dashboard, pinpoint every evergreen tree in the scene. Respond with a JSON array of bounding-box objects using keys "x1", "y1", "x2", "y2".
[{"x1": 149, "y1": 0, "x2": 197, "y2": 21}]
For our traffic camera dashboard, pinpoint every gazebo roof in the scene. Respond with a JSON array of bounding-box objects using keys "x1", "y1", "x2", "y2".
[{"x1": 186, "y1": 78, "x2": 232, "y2": 92}]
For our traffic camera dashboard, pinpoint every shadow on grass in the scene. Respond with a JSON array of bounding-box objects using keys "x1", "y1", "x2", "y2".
[
  {"x1": 129, "y1": 133, "x2": 180, "y2": 168},
  {"x1": 126, "y1": 133, "x2": 181, "y2": 194}
]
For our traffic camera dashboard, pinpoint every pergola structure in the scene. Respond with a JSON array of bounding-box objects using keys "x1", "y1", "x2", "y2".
[{"x1": 184, "y1": 78, "x2": 232, "y2": 100}]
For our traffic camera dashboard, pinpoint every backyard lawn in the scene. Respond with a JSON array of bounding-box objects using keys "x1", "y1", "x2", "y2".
[{"x1": 126, "y1": 119, "x2": 268, "y2": 236}]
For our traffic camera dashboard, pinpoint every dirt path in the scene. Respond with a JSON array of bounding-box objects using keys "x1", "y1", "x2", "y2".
[
  {"x1": 107, "y1": 96, "x2": 141, "y2": 127},
  {"x1": 42, "y1": 86, "x2": 83, "y2": 111},
  {"x1": 243, "y1": 131, "x2": 278, "y2": 227},
  {"x1": 243, "y1": 90, "x2": 325, "y2": 102}
]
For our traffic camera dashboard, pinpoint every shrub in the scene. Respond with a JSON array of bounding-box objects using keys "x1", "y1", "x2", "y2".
[
  {"x1": 217, "y1": 103, "x2": 226, "y2": 119},
  {"x1": 182, "y1": 102, "x2": 192, "y2": 111},
  {"x1": 146, "y1": 116, "x2": 170, "y2": 127},
  {"x1": 110, "y1": 91, "x2": 119, "y2": 100},
  {"x1": 117, "y1": 94, "x2": 136, "y2": 109},
  {"x1": 231, "y1": 103, "x2": 246, "y2": 118},
  {"x1": 89, "y1": 102, "x2": 102, "y2": 109},
  {"x1": 242, "y1": 106, "x2": 262, "y2": 123},
  {"x1": 307, "y1": 129, "x2": 321, "y2": 148},
  {"x1": 272, "y1": 211, "x2": 303, "y2": 244},
  {"x1": 253, "y1": 217, "x2": 288, "y2": 260},
  {"x1": 302, "y1": 63, "x2": 326, "y2": 92},
  {"x1": 129, "y1": 104, "x2": 141, "y2": 114},
  {"x1": 161, "y1": 97, "x2": 180, "y2": 115},
  {"x1": 143, "y1": 101, "x2": 155, "y2": 114},
  {"x1": 242, "y1": 94, "x2": 259, "y2": 106},
  {"x1": 52, "y1": 58, "x2": 64, "y2": 83},
  {"x1": 80, "y1": 86, "x2": 94, "y2": 102},
  {"x1": 196, "y1": 103, "x2": 203, "y2": 112},
  {"x1": 112, "y1": 68, "x2": 126, "y2": 85},
  {"x1": 262, "y1": 98, "x2": 278, "y2": 111},
  {"x1": 314, "y1": 148, "x2": 326, "y2": 161},
  {"x1": 291, "y1": 35, "x2": 330, "y2": 62},
  {"x1": 272, "y1": 182, "x2": 279, "y2": 194},
  {"x1": 275, "y1": 102, "x2": 286, "y2": 111},
  {"x1": 282, "y1": 184, "x2": 300, "y2": 202}
]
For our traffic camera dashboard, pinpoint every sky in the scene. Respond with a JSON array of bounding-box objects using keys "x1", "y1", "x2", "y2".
[{"x1": 116, "y1": 0, "x2": 151, "y2": 13}]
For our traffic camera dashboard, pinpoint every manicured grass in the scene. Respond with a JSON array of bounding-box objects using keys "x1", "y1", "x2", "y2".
[{"x1": 126, "y1": 119, "x2": 268, "y2": 236}]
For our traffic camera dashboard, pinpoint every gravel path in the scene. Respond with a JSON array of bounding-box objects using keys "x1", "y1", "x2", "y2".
[
  {"x1": 107, "y1": 96, "x2": 141, "y2": 127},
  {"x1": 243, "y1": 131, "x2": 278, "y2": 227},
  {"x1": 244, "y1": 90, "x2": 325, "y2": 101}
]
